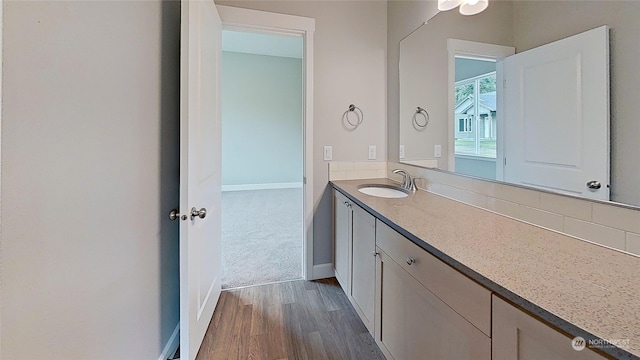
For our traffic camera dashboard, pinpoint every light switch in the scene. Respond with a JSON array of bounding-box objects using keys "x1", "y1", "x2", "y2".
[
  {"x1": 399, "y1": 145, "x2": 405, "y2": 159},
  {"x1": 324, "y1": 146, "x2": 333, "y2": 161},
  {"x1": 368, "y1": 145, "x2": 377, "y2": 160},
  {"x1": 434, "y1": 144, "x2": 442, "y2": 158}
]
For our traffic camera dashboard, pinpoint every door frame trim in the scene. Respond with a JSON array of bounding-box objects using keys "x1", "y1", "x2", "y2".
[
  {"x1": 216, "y1": 5, "x2": 315, "y2": 281},
  {"x1": 446, "y1": 39, "x2": 515, "y2": 178}
]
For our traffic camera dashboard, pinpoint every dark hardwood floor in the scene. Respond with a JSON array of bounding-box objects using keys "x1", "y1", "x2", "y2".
[{"x1": 195, "y1": 278, "x2": 386, "y2": 360}]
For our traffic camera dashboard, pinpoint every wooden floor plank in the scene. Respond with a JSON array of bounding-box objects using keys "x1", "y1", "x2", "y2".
[
  {"x1": 282, "y1": 302, "x2": 309, "y2": 360},
  {"x1": 210, "y1": 292, "x2": 241, "y2": 356},
  {"x1": 303, "y1": 331, "x2": 329, "y2": 360},
  {"x1": 316, "y1": 278, "x2": 351, "y2": 312},
  {"x1": 358, "y1": 332, "x2": 387, "y2": 360},
  {"x1": 248, "y1": 334, "x2": 267, "y2": 360},
  {"x1": 278, "y1": 281, "x2": 295, "y2": 305},
  {"x1": 195, "y1": 278, "x2": 385, "y2": 360}
]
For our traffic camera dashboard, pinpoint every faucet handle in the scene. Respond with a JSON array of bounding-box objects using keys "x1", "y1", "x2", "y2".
[{"x1": 411, "y1": 177, "x2": 421, "y2": 192}]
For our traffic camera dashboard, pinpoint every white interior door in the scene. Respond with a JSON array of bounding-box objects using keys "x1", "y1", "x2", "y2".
[
  {"x1": 503, "y1": 26, "x2": 609, "y2": 200},
  {"x1": 179, "y1": 1, "x2": 222, "y2": 359}
]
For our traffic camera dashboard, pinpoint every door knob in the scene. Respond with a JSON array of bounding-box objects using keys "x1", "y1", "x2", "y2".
[
  {"x1": 169, "y1": 209, "x2": 180, "y2": 221},
  {"x1": 190, "y1": 207, "x2": 207, "y2": 220},
  {"x1": 586, "y1": 180, "x2": 602, "y2": 190}
]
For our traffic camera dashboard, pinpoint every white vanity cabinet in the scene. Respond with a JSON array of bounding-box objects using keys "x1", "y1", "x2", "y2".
[
  {"x1": 333, "y1": 191, "x2": 352, "y2": 291},
  {"x1": 492, "y1": 296, "x2": 607, "y2": 360},
  {"x1": 332, "y1": 190, "x2": 376, "y2": 332},
  {"x1": 374, "y1": 220, "x2": 491, "y2": 360},
  {"x1": 332, "y1": 183, "x2": 631, "y2": 360},
  {"x1": 351, "y1": 201, "x2": 376, "y2": 332}
]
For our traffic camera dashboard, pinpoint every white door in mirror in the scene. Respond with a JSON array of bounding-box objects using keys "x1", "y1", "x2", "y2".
[{"x1": 503, "y1": 26, "x2": 609, "y2": 201}]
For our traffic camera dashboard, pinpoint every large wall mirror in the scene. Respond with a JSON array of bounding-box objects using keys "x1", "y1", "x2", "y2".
[{"x1": 399, "y1": 0, "x2": 640, "y2": 207}]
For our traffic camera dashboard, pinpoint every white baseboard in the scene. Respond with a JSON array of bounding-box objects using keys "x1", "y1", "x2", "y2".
[
  {"x1": 311, "y1": 263, "x2": 334, "y2": 280},
  {"x1": 222, "y1": 182, "x2": 303, "y2": 192},
  {"x1": 158, "y1": 323, "x2": 180, "y2": 360}
]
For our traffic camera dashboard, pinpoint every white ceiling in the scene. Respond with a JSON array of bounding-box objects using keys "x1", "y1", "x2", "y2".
[{"x1": 222, "y1": 30, "x2": 303, "y2": 59}]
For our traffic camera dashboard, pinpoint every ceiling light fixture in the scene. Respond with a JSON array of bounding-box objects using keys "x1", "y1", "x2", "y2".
[
  {"x1": 438, "y1": 0, "x2": 489, "y2": 16},
  {"x1": 437, "y1": 0, "x2": 463, "y2": 12}
]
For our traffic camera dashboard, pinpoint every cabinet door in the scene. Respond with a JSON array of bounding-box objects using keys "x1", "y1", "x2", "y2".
[
  {"x1": 376, "y1": 251, "x2": 491, "y2": 360},
  {"x1": 351, "y1": 202, "x2": 376, "y2": 333},
  {"x1": 333, "y1": 191, "x2": 351, "y2": 292},
  {"x1": 493, "y1": 296, "x2": 607, "y2": 360}
]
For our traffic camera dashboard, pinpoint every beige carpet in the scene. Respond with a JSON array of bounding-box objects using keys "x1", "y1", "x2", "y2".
[{"x1": 221, "y1": 188, "x2": 303, "y2": 289}]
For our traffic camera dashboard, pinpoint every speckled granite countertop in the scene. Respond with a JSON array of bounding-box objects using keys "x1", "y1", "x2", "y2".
[{"x1": 331, "y1": 179, "x2": 640, "y2": 360}]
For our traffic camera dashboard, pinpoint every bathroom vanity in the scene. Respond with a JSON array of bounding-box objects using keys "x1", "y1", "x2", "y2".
[{"x1": 332, "y1": 178, "x2": 639, "y2": 360}]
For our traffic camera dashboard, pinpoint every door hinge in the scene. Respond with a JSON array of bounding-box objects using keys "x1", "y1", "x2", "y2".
[
  {"x1": 504, "y1": 157, "x2": 507, "y2": 166},
  {"x1": 303, "y1": 177, "x2": 307, "y2": 184},
  {"x1": 503, "y1": 79, "x2": 507, "y2": 89}
]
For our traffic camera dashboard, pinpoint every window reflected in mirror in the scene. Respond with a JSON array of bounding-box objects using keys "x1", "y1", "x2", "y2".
[{"x1": 454, "y1": 57, "x2": 497, "y2": 179}]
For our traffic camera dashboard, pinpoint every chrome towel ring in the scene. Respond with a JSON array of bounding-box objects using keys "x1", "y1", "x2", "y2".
[
  {"x1": 413, "y1": 106, "x2": 429, "y2": 130},
  {"x1": 343, "y1": 104, "x2": 364, "y2": 130}
]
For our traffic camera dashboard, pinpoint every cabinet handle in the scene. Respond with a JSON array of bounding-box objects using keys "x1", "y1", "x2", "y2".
[{"x1": 406, "y1": 257, "x2": 416, "y2": 265}]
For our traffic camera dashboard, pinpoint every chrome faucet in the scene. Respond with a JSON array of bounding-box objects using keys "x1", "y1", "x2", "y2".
[{"x1": 392, "y1": 169, "x2": 417, "y2": 192}]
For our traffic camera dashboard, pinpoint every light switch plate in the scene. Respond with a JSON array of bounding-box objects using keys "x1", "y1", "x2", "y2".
[
  {"x1": 368, "y1": 145, "x2": 377, "y2": 160},
  {"x1": 434, "y1": 144, "x2": 442, "y2": 158},
  {"x1": 399, "y1": 145, "x2": 405, "y2": 159},
  {"x1": 323, "y1": 146, "x2": 333, "y2": 161}
]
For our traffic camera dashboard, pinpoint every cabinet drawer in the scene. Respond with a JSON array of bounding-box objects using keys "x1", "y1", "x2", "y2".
[
  {"x1": 377, "y1": 251, "x2": 491, "y2": 360},
  {"x1": 376, "y1": 219, "x2": 491, "y2": 336}
]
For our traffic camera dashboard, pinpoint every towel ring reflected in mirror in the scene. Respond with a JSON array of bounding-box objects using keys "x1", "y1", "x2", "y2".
[
  {"x1": 343, "y1": 104, "x2": 364, "y2": 130},
  {"x1": 413, "y1": 106, "x2": 429, "y2": 131}
]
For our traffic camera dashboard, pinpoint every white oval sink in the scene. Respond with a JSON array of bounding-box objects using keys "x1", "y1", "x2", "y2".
[{"x1": 358, "y1": 184, "x2": 409, "y2": 198}]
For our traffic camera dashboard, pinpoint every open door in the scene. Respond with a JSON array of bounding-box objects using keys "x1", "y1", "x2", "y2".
[
  {"x1": 179, "y1": 1, "x2": 222, "y2": 359},
  {"x1": 503, "y1": 26, "x2": 609, "y2": 201}
]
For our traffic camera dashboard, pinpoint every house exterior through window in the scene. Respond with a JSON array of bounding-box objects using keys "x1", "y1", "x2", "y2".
[{"x1": 454, "y1": 71, "x2": 497, "y2": 158}]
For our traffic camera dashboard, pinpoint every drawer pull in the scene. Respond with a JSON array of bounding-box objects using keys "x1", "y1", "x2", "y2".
[{"x1": 406, "y1": 257, "x2": 416, "y2": 265}]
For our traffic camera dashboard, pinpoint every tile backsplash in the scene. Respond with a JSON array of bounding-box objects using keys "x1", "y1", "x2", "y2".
[
  {"x1": 386, "y1": 161, "x2": 640, "y2": 257},
  {"x1": 328, "y1": 161, "x2": 640, "y2": 257},
  {"x1": 328, "y1": 161, "x2": 387, "y2": 181}
]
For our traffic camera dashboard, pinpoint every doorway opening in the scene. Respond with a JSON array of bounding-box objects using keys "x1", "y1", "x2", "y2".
[
  {"x1": 446, "y1": 39, "x2": 515, "y2": 180},
  {"x1": 220, "y1": 29, "x2": 304, "y2": 289},
  {"x1": 453, "y1": 56, "x2": 498, "y2": 179}
]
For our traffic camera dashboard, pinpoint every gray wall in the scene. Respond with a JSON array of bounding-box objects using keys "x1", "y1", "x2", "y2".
[
  {"x1": 387, "y1": 0, "x2": 439, "y2": 164},
  {"x1": 216, "y1": 0, "x2": 388, "y2": 266},
  {"x1": 222, "y1": 51, "x2": 303, "y2": 186},
  {"x1": 455, "y1": 156, "x2": 497, "y2": 180},
  {"x1": 1, "y1": 1, "x2": 180, "y2": 358}
]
